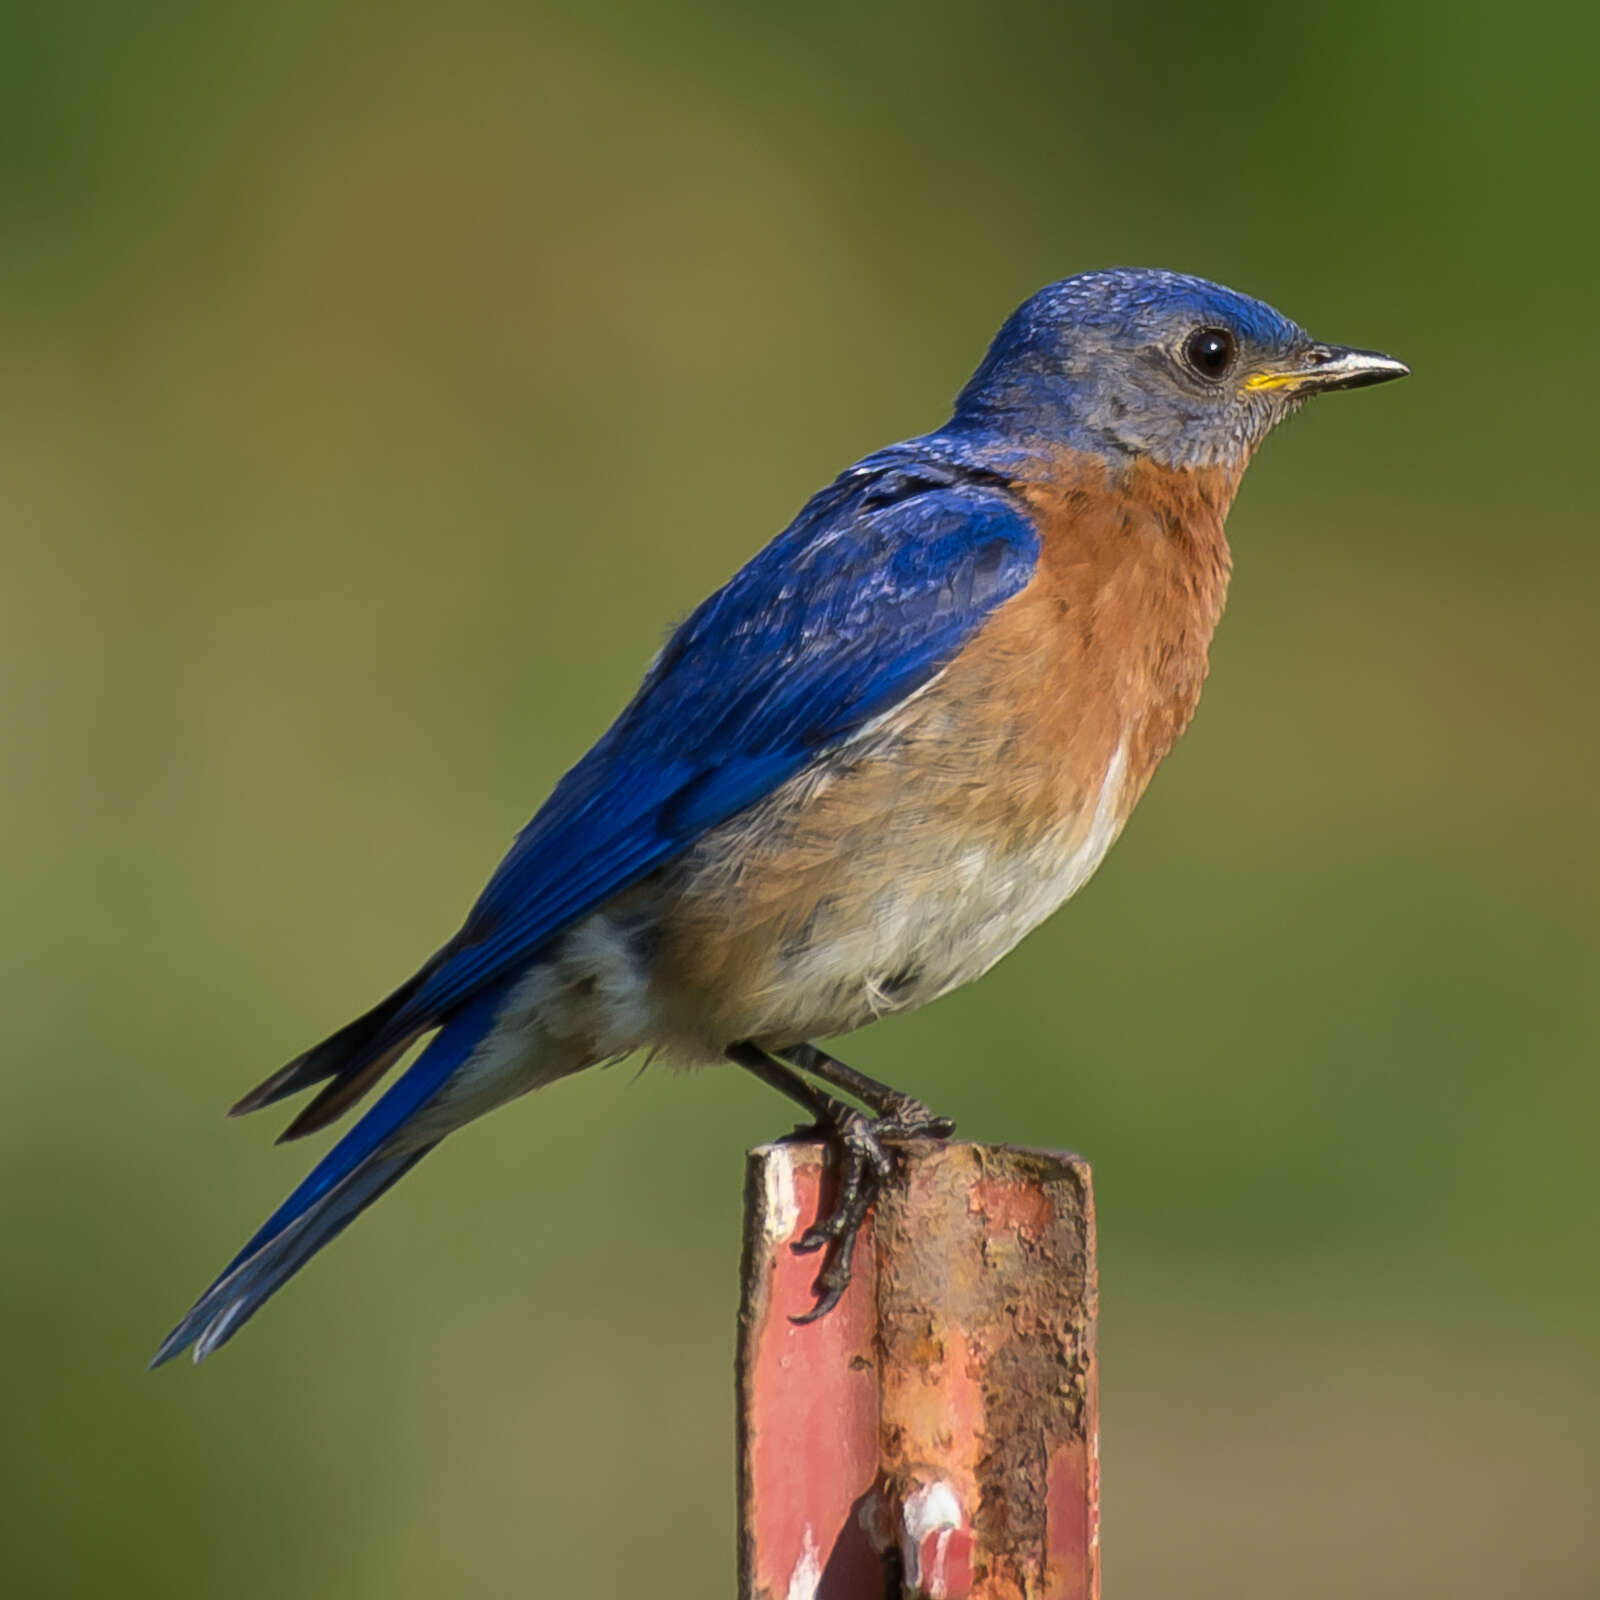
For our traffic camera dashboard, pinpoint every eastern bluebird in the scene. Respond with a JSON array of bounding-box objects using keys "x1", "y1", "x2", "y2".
[{"x1": 153, "y1": 269, "x2": 1407, "y2": 1363}]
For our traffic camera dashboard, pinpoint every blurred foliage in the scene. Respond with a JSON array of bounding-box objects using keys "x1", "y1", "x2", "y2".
[{"x1": 1, "y1": 2, "x2": 1595, "y2": 1595}]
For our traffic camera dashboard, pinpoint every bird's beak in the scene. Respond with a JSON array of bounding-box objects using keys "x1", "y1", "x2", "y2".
[{"x1": 1245, "y1": 343, "x2": 1411, "y2": 396}]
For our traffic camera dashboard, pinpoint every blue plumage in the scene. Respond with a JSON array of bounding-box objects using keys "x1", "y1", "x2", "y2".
[
  {"x1": 426, "y1": 459, "x2": 1039, "y2": 1013},
  {"x1": 155, "y1": 266, "x2": 1406, "y2": 1363},
  {"x1": 151, "y1": 985, "x2": 508, "y2": 1364},
  {"x1": 153, "y1": 445, "x2": 1038, "y2": 1364}
]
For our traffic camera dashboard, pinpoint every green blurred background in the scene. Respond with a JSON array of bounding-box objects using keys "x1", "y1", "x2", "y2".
[{"x1": 3, "y1": 2, "x2": 1595, "y2": 1594}]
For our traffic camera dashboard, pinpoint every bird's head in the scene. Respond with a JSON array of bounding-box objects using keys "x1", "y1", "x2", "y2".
[{"x1": 951, "y1": 268, "x2": 1408, "y2": 472}]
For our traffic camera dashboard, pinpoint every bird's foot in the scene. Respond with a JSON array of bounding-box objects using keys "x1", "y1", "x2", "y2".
[
  {"x1": 790, "y1": 1100, "x2": 956, "y2": 1324},
  {"x1": 723, "y1": 1039, "x2": 955, "y2": 1323},
  {"x1": 873, "y1": 1094, "x2": 957, "y2": 1141},
  {"x1": 777, "y1": 1098, "x2": 953, "y2": 1147},
  {"x1": 790, "y1": 1107, "x2": 890, "y2": 1323}
]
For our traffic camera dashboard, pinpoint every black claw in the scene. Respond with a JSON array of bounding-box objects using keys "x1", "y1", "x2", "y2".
[
  {"x1": 790, "y1": 1103, "x2": 959, "y2": 1321},
  {"x1": 731, "y1": 1038, "x2": 957, "y2": 1324},
  {"x1": 792, "y1": 1208, "x2": 864, "y2": 1324},
  {"x1": 789, "y1": 1111, "x2": 898, "y2": 1322}
]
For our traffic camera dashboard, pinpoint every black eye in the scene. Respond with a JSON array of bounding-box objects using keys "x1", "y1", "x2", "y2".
[{"x1": 1184, "y1": 326, "x2": 1237, "y2": 380}]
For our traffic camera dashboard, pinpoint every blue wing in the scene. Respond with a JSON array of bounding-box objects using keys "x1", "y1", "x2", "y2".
[
  {"x1": 155, "y1": 445, "x2": 1040, "y2": 1365},
  {"x1": 239, "y1": 446, "x2": 1040, "y2": 1132},
  {"x1": 413, "y1": 457, "x2": 1040, "y2": 1017}
]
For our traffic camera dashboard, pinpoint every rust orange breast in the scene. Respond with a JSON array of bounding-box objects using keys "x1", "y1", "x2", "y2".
[
  {"x1": 945, "y1": 448, "x2": 1238, "y2": 827},
  {"x1": 642, "y1": 450, "x2": 1238, "y2": 1052}
]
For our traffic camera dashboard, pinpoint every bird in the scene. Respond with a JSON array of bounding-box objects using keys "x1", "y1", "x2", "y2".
[{"x1": 152, "y1": 268, "x2": 1407, "y2": 1365}]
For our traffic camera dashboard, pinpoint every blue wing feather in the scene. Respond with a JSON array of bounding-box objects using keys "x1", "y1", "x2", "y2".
[
  {"x1": 228, "y1": 445, "x2": 1040, "y2": 1124},
  {"x1": 154, "y1": 445, "x2": 1040, "y2": 1364},
  {"x1": 150, "y1": 983, "x2": 509, "y2": 1366},
  {"x1": 402, "y1": 453, "x2": 1039, "y2": 1024}
]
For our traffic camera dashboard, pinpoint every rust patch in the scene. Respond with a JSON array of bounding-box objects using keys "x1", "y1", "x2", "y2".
[
  {"x1": 739, "y1": 1142, "x2": 1097, "y2": 1599},
  {"x1": 874, "y1": 1146, "x2": 1097, "y2": 1598},
  {"x1": 969, "y1": 1175, "x2": 1056, "y2": 1243}
]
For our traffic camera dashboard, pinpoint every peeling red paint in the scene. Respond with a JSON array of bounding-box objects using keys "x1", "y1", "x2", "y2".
[
  {"x1": 916, "y1": 1523, "x2": 974, "y2": 1598},
  {"x1": 737, "y1": 1146, "x2": 883, "y2": 1599},
  {"x1": 738, "y1": 1142, "x2": 1099, "y2": 1600}
]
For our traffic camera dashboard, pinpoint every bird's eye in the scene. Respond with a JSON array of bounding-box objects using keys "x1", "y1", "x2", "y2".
[{"x1": 1184, "y1": 326, "x2": 1237, "y2": 380}]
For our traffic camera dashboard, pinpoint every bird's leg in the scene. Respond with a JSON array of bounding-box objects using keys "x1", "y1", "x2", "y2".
[
  {"x1": 725, "y1": 1040, "x2": 851, "y2": 1134},
  {"x1": 726, "y1": 1042, "x2": 896, "y2": 1323},
  {"x1": 778, "y1": 1041, "x2": 956, "y2": 1140}
]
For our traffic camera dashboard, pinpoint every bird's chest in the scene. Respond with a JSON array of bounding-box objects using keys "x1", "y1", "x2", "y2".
[
  {"x1": 649, "y1": 462, "x2": 1233, "y2": 1049},
  {"x1": 649, "y1": 637, "x2": 1140, "y2": 1047},
  {"x1": 1016, "y1": 460, "x2": 1235, "y2": 786}
]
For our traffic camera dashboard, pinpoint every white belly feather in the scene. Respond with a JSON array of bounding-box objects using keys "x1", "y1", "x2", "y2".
[
  {"x1": 756, "y1": 737, "x2": 1130, "y2": 1032},
  {"x1": 413, "y1": 739, "x2": 1130, "y2": 1136}
]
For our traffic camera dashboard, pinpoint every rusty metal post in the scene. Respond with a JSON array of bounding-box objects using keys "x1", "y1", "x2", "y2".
[{"x1": 738, "y1": 1141, "x2": 1099, "y2": 1600}]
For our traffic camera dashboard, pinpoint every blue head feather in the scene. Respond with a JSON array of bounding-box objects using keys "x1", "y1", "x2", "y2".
[{"x1": 949, "y1": 268, "x2": 1314, "y2": 470}]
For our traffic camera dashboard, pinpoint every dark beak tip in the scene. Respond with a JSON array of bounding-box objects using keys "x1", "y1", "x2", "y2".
[{"x1": 1307, "y1": 344, "x2": 1411, "y2": 393}]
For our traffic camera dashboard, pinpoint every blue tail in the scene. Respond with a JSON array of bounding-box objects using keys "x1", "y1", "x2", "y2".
[{"x1": 151, "y1": 986, "x2": 506, "y2": 1367}]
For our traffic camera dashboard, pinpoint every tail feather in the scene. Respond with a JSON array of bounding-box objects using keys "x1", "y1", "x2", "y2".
[
  {"x1": 149, "y1": 1145, "x2": 435, "y2": 1366},
  {"x1": 275, "y1": 1032, "x2": 422, "y2": 1143},
  {"x1": 152, "y1": 984, "x2": 506, "y2": 1367},
  {"x1": 228, "y1": 963, "x2": 437, "y2": 1121}
]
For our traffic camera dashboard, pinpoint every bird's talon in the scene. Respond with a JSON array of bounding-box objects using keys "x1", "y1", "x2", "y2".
[
  {"x1": 798, "y1": 1211, "x2": 846, "y2": 1247},
  {"x1": 793, "y1": 1225, "x2": 830, "y2": 1254},
  {"x1": 785, "y1": 1113, "x2": 885, "y2": 1318},
  {"x1": 790, "y1": 1283, "x2": 844, "y2": 1325},
  {"x1": 792, "y1": 1233, "x2": 859, "y2": 1324}
]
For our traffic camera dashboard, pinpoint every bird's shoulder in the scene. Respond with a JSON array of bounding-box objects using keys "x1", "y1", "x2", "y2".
[{"x1": 650, "y1": 440, "x2": 1040, "y2": 696}]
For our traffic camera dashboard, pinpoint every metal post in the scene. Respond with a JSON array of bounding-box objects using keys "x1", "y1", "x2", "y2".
[{"x1": 738, "y1": 1141, "x2": 1100, "y2": 1600}]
